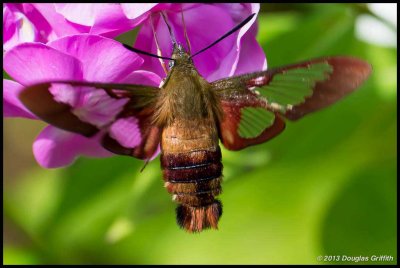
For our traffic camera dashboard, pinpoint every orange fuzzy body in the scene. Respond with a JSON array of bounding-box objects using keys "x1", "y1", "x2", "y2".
[{"x1": 160, "y1": 118, "x2": 223, "y2": 232}]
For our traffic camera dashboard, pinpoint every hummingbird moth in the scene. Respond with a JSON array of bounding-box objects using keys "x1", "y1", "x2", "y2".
[{"x1": 18, "y1": 12, "x2": 371, "y2": 233}]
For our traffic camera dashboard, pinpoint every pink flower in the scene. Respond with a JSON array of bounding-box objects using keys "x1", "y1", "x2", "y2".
[
  {"x1": 3, "y1": 3, "x2": 267, "y2": 169},
  {"x1": 4, "y1": 34, "x2": 162, "y2": 168},
  {"x1": 55, "y1": 3, "x2": 267, "y2": 80},
  {"x1": 3, "y1": 3, "x2": 88, "y2": 50},
  {"x1": 53, "y1": 3, "x2": 150, "y2": 37},
  {"x1": 2, "y1": 3, "x2": 160, "y2": 50},
  {"x1": 53, "y1": 4, "x2": 179, "y2": 37},
  {"x1": 131, "y1": 3, "x2": 266, "y2": 80}
]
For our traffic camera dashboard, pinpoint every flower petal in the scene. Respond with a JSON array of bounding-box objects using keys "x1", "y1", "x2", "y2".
[
  {"x1": 3, "y1": 3, "x2": 76, "y2": 50},
  {"x1": 20, "y1": 3, "x2": 53, "y2": 43},
  {"x1": 3, "y1": 79, "x2": 37, "y2": 119},
  {"x1": 3, "y1": 5, "x2": 37, "y2": 51},
  {"x1": 54, "y1": 4, "x2": 99, "y2": 26},
  {"x1": 229, "y1": 4, "x2": 267, "y2": 75},
  {"x1": 54, "y1": 4, "x2": 136, "y2": 38},
  {"x1": 45, "y1": 83, "x2": 129, "y2": 128},
  {"x1": 121, "y1": 3, "x2": 200, "y2": 19},
  {"x1": 134, "y1": 4, "x2": 237, "y2": 79},
  {"x1": 120, "y1": 70, "x2": 162, "y2": 86},
  {"x1": 205, "y1": 4, "x2": 265, "y2": 80},
  {"x1": 89, "y1": 4, "x2": 136, "y2": 37},
  {"x1": 72, "y1": 87, "x2": 129, "y2": 128},
  {"x1": 3, "y1": 5, "x2": 18, "y2": 51},
  {"x1": 109, "y1": 117, "x2": 142, "y2": 148},
  {"x1": 48, "y1": 34, "x2": 144, "y2": 82},
  {"x1": 33, "y1": 125, "x2": 112, "y2": 168},
  {"x1": 120, "y1": 3, "x2": 158, "y2": 20},
  {"x1": 33, "y1": 3, "x2": 90, "y2": 38},
  {"x1": 3, "y1": 42, "x2": 83, "y2": 86},
  {"x1": 231, "y1": 24, "x2": 267, "y2": 76},
  {"x1": 133, "y1": 3, "x2": 265, "y2": 81}
]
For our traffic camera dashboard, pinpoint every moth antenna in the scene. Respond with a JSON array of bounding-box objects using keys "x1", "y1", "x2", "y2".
[
  {"x1": 122, "y1": 44, "x2": 173, "y2": 61},
  {"x1": 150, "y1": 14, "x2": 168, "y2": 74},
  {"x1": 181, "y1": 6, "x2": 192, "y2": 54},
  {"x1": 190, "y1": 13, "x2": 256, "y2": 59},
  {"x1": 161, "y1": 11, "x2": 177, "y2": 45}
]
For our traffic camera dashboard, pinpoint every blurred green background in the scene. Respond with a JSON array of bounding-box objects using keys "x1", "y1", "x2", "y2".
[{"x1": 3, "y1": 3, "x2": 397, "y2": 265}]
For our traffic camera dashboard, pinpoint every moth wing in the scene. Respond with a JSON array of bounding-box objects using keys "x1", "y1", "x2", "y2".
[
  {"x1": 101, "y1": 107, "x2": 162, "y2": 160},
  {"x1": 213, "y1": 89, "x2": 285, "y2": 150},
  {"x1": 19, "y1": 82, "x2": 99, "y2": 137},
  {"x1": 212, "y1": 56, "x2": 371, "y2": 150},
  {"x1": 19, "y1": 81, "x2": 161, "y2": 160},
  {"x1": 214, "y1": 57, "x2": 371, "y2": 120}
]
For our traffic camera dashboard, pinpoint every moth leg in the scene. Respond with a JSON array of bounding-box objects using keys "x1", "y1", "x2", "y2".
[
  {"x1": 180, "y1": 5, "x2": 192, "y2": 55},
  {"x1": 150, "y1": 14, "x2": 168, "y2": 75},
  {"x1": 104, "y1": 88, "x2": 119, "y2": 99}
]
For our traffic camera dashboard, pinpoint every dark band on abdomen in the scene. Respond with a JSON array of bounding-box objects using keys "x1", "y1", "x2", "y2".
[
  {"x1": 161, "y1": 148, "x2": 223, "y2": 207},
  {"x1": 162, "y1": 162, "x2": 222, "y2": 182},
  {"x1": 161, "y1": 147, "x2": 221, "y2": 169}
]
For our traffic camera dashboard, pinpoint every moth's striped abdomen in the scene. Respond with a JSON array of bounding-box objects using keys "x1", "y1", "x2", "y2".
[{"x1": 160, "y1": 118, "x2": 223, "y2": 232}]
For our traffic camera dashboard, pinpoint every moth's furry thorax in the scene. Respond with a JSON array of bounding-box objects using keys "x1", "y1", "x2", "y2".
[{"x1": 152, "y1": 49, "x2": 222, "y2": 127}]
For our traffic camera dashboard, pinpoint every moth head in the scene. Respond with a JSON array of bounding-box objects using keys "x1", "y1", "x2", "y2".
[{"x1": 170, "y1": 43, "x2": 193, "y2": 67}]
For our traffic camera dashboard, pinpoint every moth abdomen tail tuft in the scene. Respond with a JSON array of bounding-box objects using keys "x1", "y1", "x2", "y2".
[{"x1": 176, "y1": 200, "x2": 223, "y2": 233}]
